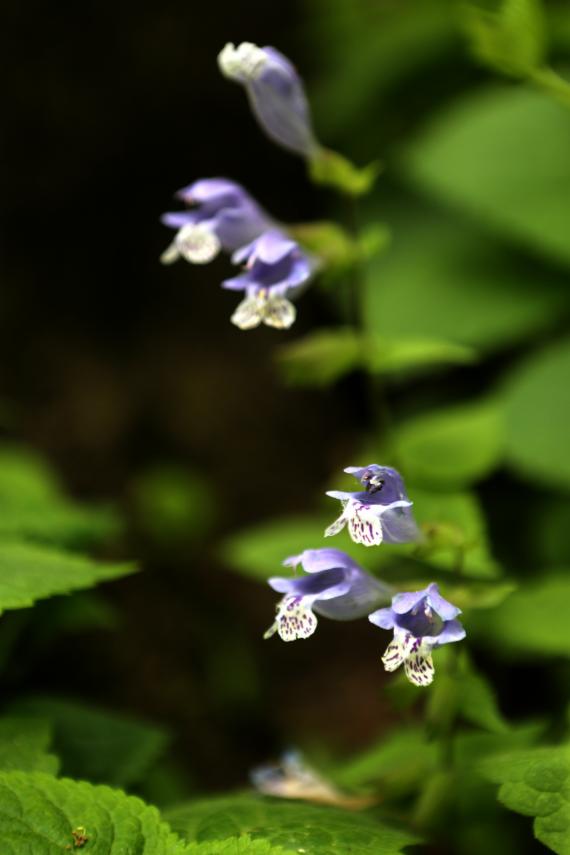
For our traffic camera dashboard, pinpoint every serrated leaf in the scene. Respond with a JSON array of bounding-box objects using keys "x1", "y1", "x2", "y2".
[
  {"x1": 11, "y1": 697, "x2": 168, "y2": 789},
  {"x1": 0, "y1": 718, "x2": 59, "y2": 774},
  {"x1": 470, "y1": 574, "x2": 570, "y2": 656},
  {"x1": 503, "y1": 337, "x2": 570, "y2": 489},
  {"x1": 480, "y1": 744, "x2": 570, "y2": 854},
  {"x1": 0, "y1": 446, "x2": 119, "y2": 550},
  {"x1": 403, "y1": 88, "x2": 570, "y2": 266},
  {"x1": 363, "y1": 198, "x2": 567, "y2": 350},
  {"x1": 0, "y1": 542, "x2": 137, "y2": 615},
  {"x1": 394, "y1": 399, "x2": 504, "y2": 489},
  {"x1": 462, "y1": 0, "x2": 546, "y2": 77},
  {"x1": 166, "y1": 794, "x2": 419, "y2": 855},
  {"x1": 309, "y1": 148, "x2": 381, "y2": 196},
  {"x1": 0, "y1": 770, "x2": 188, "y2": 854}
]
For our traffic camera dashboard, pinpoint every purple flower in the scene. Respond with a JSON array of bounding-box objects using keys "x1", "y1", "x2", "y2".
[
  {"x1": 369, "y1": 583, "x2": 466, "y2": 687},
  {"x1": 160, "y1": 178, "x2": 272, "y2": 265},
  {"x1": 264, "y1": 548, "x2": 392, "y2": 642},
  {"x1": 223, "y1": 229, "x2": 314, "y2": 330},
  {"x1": 325, "y1": 464, "x2": 419, "y2": 547},
  {"x1": 218, "y1": 42, "x2": 318, "y2": 157}
]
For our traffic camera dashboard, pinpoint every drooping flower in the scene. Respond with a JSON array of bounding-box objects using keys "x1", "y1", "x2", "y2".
[
  {"x1": 218, "y1": 42, "x2": 318, "y2": 158},
  {"x1": 369, "y1": 583, "x2": 466, "y2": 687},
  {"x1": 325, "y1": 464, "x2": 419, "y2": 547},
  {"x1": 160, "y1": 178, "x2": 272, "y2": 265},
  {"x1": 223, "y1": 229, "x2": 314, "y2": 330},
  {"x1": 264, "y1": 548, "x2": 392, "y2": 642}
]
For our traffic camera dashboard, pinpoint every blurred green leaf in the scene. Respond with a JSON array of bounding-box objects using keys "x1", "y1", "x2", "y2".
[
  {"x1": 185, "y1": 839, "x2": 288, "y2": 855},
  {"x1": 480, "y1": 743, "x2": 570, "y2": 854},
  {"x1": 308, "y1": 148, "x2": 381, "y2": 196},
  {"x1": 334, "y1": 727, "x2": 438, "y2": 797},
  {"x1": 394, "y1": 399, "x2": 504, "y2": 489},
  {"x1": 277, "y1": 330, "x2": 475, "y2": 388},
  {"x1": 363, "y1": 200, "x2": 567, "y2": 349},
  {"x1": 166, "y1": 794, "x2": 419, "y2": 854},
  {"x1": 441, "y1": 580, "x2": 516, "y2": 610},
  {"x1": 0, "y1": 718, "x2": 59, "y2": 774},
  {"x1": 0, "y1": 542, "x2": 136, "y2": 615},
  {"x1": 403, "y1": 87, "x2": 570, "y2": 266},
  {"x1": 12, "y1": 696, "x2": 168, "y2": 789},
  {"x1": 0, "y1": 446, "x2": 119, "y2": 550},
  {"x1": 503, "y1": 337, "x2": 570, "y2": 489},
  {"x1": 470, "y1": 574, "x2": 570, "y2": 655},
  {"x1": 456, "y1": 654, "x2": 510, "y2": 734},
  {"x1": 461, "y1": 0, "x2": 546, "y2": 77},
  {"x1": 0, "y1": 770, "x2": 187, "y2": 853}
]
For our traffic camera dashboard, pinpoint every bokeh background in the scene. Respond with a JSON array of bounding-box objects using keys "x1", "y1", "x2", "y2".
[{"x1": 2, "y1": 1, "x2": 570, "y2": 850}]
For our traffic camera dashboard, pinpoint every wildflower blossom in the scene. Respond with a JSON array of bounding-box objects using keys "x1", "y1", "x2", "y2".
[
  {"x1": 369, "y1": 583, "x2": 466, "y2": 687},
  {"x1": 160, "y1": 178, "x2": 272, "y2": 265},
  {"x1": 218, "y1": 42, "x2": 318, "y2": 157},
  {"x1": 223, "y1": 229, "x2": 314, "y2": 330},
  {"x1": 325, "y1": 464, "x2": 419, "y2": 547},
  {"x1": 264, "y1": 548, "x2": 391, "y2": 642}
]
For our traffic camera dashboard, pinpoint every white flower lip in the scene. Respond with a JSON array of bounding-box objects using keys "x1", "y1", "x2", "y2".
[
  {"x1": 218, "y1": 42, "x2": 268, "y2": 81},
  {"x1": 175, "y1": 223, "x2": 221, "y2": 264}
]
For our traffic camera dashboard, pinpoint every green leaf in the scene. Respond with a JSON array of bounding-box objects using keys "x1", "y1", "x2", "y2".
[
  {"x1": 461, "y1": 0, "x2": 546, "y2": 77},
  {"x1": 334, "y1": 727, "x2": 438, "y2": 797},
  {"x1": 308, "y1": 148, "x2": 381, "y2": 196},
  {"x1": 276, "y1": 330, "x2": 475, "y2": 388},
  {"x1": 455, "y1": 655, "x2": 510, "y2": 734},
  {"x1": 394, "y1": 399, "x2": 504, "y2": 489},
  {"x1": 0, "y1": 446, "x2": 119, "y2": 550},
  {"x1": 0, "y1": 542, "x2": 136, "y2": 615},
  {"x1": 166, "y1": 794, "x2": 419, "y2": 855},
  {"x1": 403, "y1": 87, "x2": 570, "y2": 266},
  {"x1": 184, "y1": 839, "x2": 287, "y2": 855},
  {"x1": 0, "y1": 718, "x2": 59, "y2": 774},
  {"x1": 363, "y1": 199, "x2": 567, "y2": 350},
  {"x1": 503, "y1": 337, "x2": 570, "y2": 489},
  {"x1": 0, "y1": 770, "x2": 188, "y2": 854},
  {"x1": 470, "y1": 574, "x2": 570, "y2": 655},
  {"x1": 11, "y1": 697, "x2": 168, "y2": 789},
  {"x1": 481, "y1": 744, "x2": 570, "y2": 854}
]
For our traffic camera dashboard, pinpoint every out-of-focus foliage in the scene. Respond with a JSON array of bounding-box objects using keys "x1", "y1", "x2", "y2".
[{"x1": 0, "y1": 718, "x2": 59, "y2": 775}]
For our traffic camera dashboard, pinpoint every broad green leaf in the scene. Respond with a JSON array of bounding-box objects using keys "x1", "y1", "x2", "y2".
[
  {"x1": 0, "y1": 770, "x2": 187, "y2": 854},
  {"x1": 481, "y1": 744, "x2": 570, "y2": 854},
  {"x1": 0, "y1": 718, "x2": 59, "y2": 774},
  {"x1": 308, "y1": 148, "x2": 380, "y2": 196},
  {"x1": 166, "y1": 794, "x2": 419, "y2": 855},
  {"x1": 470, "y1": 574, "x2": 570, "y2": 655},
  {"x1": 503, "y1": 337, "x2": 570, "y2": 489},
  {"x1": 334, "y1": 727, "x2": 437, "y2": 797},
  {"x1": 184, "y1": 839, "x2": 287, "y2": 855},
  {"x1": 0, "y1": 542, "x2": 136, "y2": 615},
  {"x1": 0, "y1": 446, "x2": 119, "y2": 549},
  {"x1": 394, "y1": 399, "x2": 504, "y2": 489},
  {"x1": 363, "y1": 199, "x2": 567, "y2": 349},
  {"x1": 462, "y1": 0, "x2": 546, "y2": 77},
  {"x1": 403, "y1": 88, "x2": 570, "y2": 266},
  {"x1": 455, "y1": 655, "x2": 510, "y2": 734},
  {"x1": 12, "y1": 697, "x2": 168, "y2": 789},
  {"x1": 276, "y1": 330, "x2": 475, "y2": 388}
]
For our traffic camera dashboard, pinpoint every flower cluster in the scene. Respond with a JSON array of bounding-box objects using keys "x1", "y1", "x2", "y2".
[
  {"x1": 264, "y1": 464, "x2": 465, "y2": 687},
  {"x1": 161, "y1": 42, "x2": 322, "y2": 330}
]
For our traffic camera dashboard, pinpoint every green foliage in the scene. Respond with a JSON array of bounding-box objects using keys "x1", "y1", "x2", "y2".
[
  {"x1": 276, "y1": 329, "x2": 475, "y2": 387},
  {"x1": 0, "y1": 770, "x2": 187, "y2": 854},
  {"x1": 471, "y1": 574, "x2": 570, "y2": 656},
  {"x1": 403, "y1": 87, "x2": 570, "y2": 266},
  {"x1": 461, "y1": 0, "x2": 546, "y2": 77},
  {"x1": 481, "y1": 743, "x2": 570, "y2": 854},
  {"x1": 503, "y1": 337, "x2": 570, "y2": 489},
  {"x1": 0, "y1": 542, "x2": 136, "y2": 615},
  {"x1": 394, "y1": 398, "x2": 504, "y2": 489},
  {"x1": 184, "y1": 839, "x2": 288, "y2": 855},
  {"x1": 308, "y1": 148, "x2": 381, "y2": 196},
  {"x1": 0, "y1": 447, "x2": 119, "y2": 550},
  {"x1": 0, "y1": 718, "x2": 59, "y2": 774},
  {"x1": 166, "y1": 794, "x2": 419, "y2": 855},
  {"x1": 363, "y1": 200, "x2": 567, "y2": 349},
  {"x1": 455, "y1": 655, "x2": 510, "y2": 734},
  {"x1": 12, "y1": 697, "x2": 168, "y2": 789}
]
